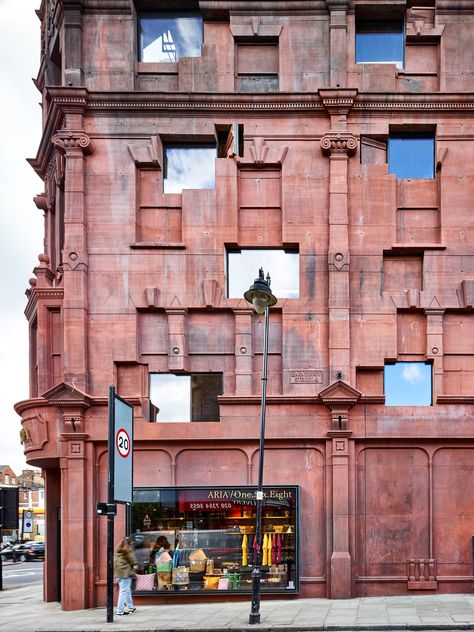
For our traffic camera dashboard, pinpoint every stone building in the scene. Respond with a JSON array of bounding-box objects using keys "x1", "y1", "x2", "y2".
[{"x1": 15, "y1": 0, "x2": 474, "y2": 611}]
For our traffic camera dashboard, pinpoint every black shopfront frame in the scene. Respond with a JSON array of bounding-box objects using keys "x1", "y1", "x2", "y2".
[{"x1": 131, "y1": 485, "x2": 300, "y2": 596}]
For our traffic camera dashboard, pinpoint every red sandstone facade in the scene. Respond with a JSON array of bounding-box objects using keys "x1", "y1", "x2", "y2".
[{"x1": 15, "y1": 0, "x2": 474, "y2": 611}]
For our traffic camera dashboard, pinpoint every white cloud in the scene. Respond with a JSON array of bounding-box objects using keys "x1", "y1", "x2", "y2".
[
  {"x1": 0, "y1": 0, "x2": 44, "y2": 474},
  {"x1": 401, "y1": 363, "x2": 425, "y2": 385}
]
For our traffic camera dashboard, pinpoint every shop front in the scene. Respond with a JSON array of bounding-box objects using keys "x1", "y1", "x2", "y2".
[{"x1": 130, "y1": 485, "x2": 299, "y2": 595}]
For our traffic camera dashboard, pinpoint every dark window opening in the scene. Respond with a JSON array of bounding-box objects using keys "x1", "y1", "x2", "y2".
[
  {"x1": 388, "y1": 133, "x2": 435, "y2": 179},
  {"x1": 138, "y1": 12, "x2": 203, "y2": 62},
  {"x1": 356, "y1": 20, "x2": 404, "y2": 68},
  {"x1": 163, "y1": 144, "x2": 216, "y2": 193},
  {"x1": 150, "y1": 373, "x2": 223, "y2": 422},
  {"x1": 384, "y1": 362, "x2": 432, "y2": 406}
]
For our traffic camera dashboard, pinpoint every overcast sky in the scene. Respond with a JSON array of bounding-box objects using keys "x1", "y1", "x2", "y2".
[{"x1": 0, "y1": 0, "x2": 43, "y2": 475}]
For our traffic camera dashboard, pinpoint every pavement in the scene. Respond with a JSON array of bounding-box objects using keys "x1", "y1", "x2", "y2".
[{"x1": 3, "y1": 575, "x2": 474, "y2": 632}]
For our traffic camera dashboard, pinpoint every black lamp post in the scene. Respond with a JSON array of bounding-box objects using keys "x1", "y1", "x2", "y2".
[{"x1": 244, "y1": 268, "x2": 277, "y2": 625}]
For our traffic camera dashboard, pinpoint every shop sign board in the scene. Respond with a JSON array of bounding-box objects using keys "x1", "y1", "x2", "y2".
[{"x1": 178, "y1": 486, "x2": 296, "y2": 512}]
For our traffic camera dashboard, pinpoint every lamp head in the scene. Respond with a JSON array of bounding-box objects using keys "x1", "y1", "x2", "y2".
[{"x1": 244, "y1": 268, "x2": 278, "y2": 314}]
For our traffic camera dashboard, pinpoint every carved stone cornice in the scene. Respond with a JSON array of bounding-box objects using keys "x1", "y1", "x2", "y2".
[
  {"x1": 321, "y1": 132, "x2": 358, "y2": 157},
  {"x1": 24, "y1": 285, "x2": 64, "y2": 321},
  {"x1": 51, "y1": 130, "x2": 92, "y2": 154}
]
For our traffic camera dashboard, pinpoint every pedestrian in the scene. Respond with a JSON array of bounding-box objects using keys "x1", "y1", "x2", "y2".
[
  {"x1": 12, "y1": 546, "x2": 17, "y2": 564},
  {"x1": 113, "y1": 537, "x2": 137, "y2": 616}
]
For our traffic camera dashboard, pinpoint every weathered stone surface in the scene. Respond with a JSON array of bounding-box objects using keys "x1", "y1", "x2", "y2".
[{"x1": 16, "y1": 0, "x2": 474, "y2": 611}]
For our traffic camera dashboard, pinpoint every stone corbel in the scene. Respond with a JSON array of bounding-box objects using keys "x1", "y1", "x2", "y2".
[
  {"x1": 321, "y1": 132, "x2": 358, "y2": 157},
  {"x1": 145, "y1": 287, "x2": 160, "y2": 308},
  {"x1": 319, "y1": 380, "x2": 361, "y2": 432},
  {"x1": 202, "y1": 279, "x2": 222, "y2": 307},
  {"x1": 457, "y1": 279, "x2": 474, "y2": 309},
  {"x1": 128, "y1": 135, "x2": 162, "y2": 168},
  {"x1": 42, "y1": 382, "x2": 91, "y2": 434},
  {"x1": 406, "y1": 7, "x2": 444, "y2": 39},
  {"x1": 319, "y1": 88, "x2": 358, "y2": 130},
  {"x1": 51, "y1": 130, "x2": 93, "y2": 155}
]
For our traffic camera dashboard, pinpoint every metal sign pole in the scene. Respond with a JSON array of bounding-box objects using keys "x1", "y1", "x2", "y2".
[{"x1": 106, "y1": 386, "x2": 115, "y2": 624}]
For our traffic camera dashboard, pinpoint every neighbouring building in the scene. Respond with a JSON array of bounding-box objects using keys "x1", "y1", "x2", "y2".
[
  {"x1": 18, "y1": 469, "x2": 45, "y2": 540},
  {"x1": 0, "y1": 465, "x2": 17, "y2": 487},
  {"x1": 15, "y1": 0, "x2": 474, "y2": 611}
]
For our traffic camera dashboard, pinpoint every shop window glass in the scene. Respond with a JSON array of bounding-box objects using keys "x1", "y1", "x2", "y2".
[
  {"x1": 150, "y1": 373, "x2": 223, "y2": 422},
  {"x1": 164, "y1": 144, "x2": 216, "y2": 194},
  {"x1": 356, "y1": 21, "x2": 404, "y2": 68},
  {"x1": 131, "y1": 486, "x2": 299, "y2": 593},
  {"x1": 384, "y1": 362, "x2": 432, "y2": 405},
  {"x1": 388, "y1": 134, "x2": 435, "y2": 179},
  {"x1": 227, "y1": 249, "x2": 299, "y2": 299},
  {"x1": 138, "y1": 13, "x2": 203, "y2": 63}
]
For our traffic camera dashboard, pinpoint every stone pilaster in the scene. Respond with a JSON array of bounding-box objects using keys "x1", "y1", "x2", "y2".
[
  {"x1": 166, "y1": 309, "x2": 188, "y2": 372},
  {"x1": 60, "y1": 433, "x2": 89, "y2": 610},
  {"x1": 426, "y1": 309, "x2": 445, "y2": 400},
  {"x1": 52, "y1": 129, "x2": 92, "y2": 392},
  {"x1": 233, "y1": 308, "x2": 254, "y2": 394}
]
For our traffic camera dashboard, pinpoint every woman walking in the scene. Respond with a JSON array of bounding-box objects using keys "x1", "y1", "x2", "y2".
[{"x1": 113, "y1": 537, "x2": 137, "y2": 615}]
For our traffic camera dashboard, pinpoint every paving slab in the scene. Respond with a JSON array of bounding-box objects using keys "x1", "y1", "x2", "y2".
[{"x1": 4, "y1": 582, "x2": 474, "y2": 631}]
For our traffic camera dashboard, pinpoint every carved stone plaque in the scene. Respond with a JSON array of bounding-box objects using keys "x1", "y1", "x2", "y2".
[{"x1": 289, "y1": 370, "x2": 323, "y2": 384}]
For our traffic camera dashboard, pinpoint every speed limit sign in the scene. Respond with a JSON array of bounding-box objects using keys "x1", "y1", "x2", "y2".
[
  {"x1": 109, "y1": 389, "x2": 134, "y2": 503},
  {"x1": 116, "y1": 428, "x2": 131, "y2": 458}
]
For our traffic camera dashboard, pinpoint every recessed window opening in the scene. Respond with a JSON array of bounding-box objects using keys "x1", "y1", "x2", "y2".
[
  {"x1": 163, "y1": 144, "x2": 216, "y2": 194},
  {"x1": 138, "y1": 12, "x2": 203, "y2": 63},
  {"x1": 226, "y1": 249, "x2": 299, "y2": 299},
  {"x1": 388, "y1": 133, "x2": 435, "y2": 179},
  {"x1": 356, "y1": 20, "x2": 404, "y2": 68},
  {"x1": 150, "y1": 373, "x2": 223, "y2": 422},
  {"x1": 384, "y1": 362, "x2": 432, "y2": 406}
]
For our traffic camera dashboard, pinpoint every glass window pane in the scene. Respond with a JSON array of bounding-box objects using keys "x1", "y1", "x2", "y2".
[
  {"x1": 139, "y1": 14, "x2": 203, "y2": 63},
  {"x1": 131, "y1": 485, "x2": 298, "y2": 592},
  {"x1": 150, "y1": 374, "x2": 191, "y2": 422},
  {"x1": 388, "y1": 134, "x2": 434, "y2": 179},
  {"x1": 150, "y1": 374, "x2": 222, "y2": 422},
  {"x1": 356, "y1": 21, "x2": 404, "y2": 68},
  {"x1": 164, "y1": 145, "x2": 216, "y2": 194},
  {"x1": 227, "y1": 249, "x2": 299, "y2": 299},
  {"x1": 384, "y1": 362, "x2": 432, "y2": 405}
]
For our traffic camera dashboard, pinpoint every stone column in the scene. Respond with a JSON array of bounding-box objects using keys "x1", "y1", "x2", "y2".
[
  {"x1": 52, "y1": 130, "x2": 92, "y2": 393},
  {"x1": 60, "y1": 432, "x2": 88, "y2": 610},
  {"x1": 319, "y1": 380, "x2": 360, "y2": 598}
]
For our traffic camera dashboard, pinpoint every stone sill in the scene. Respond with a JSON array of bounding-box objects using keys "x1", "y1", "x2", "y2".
[
  {"x1": 130, "y1": 242, "x2": 185, "y2": 249},
  {"x1": 136, "y1": 61, "x2": 178, "y2": 75}
]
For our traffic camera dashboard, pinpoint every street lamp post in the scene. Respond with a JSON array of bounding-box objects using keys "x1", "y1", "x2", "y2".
[{"x1": 244, "y1": 268, "x2": 277, "y2": 625}]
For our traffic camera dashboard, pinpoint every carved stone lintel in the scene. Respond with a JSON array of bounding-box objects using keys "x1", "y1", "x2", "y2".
[
  {"x1": 128, "y1": 135, "x2": 161, "y2": 168},
  {"x1": 52, "y1": 130, "x2": 92, "y2": 154},
  {"x1": 321, "y1": 133, "x2": 358, "y2": 157},
  {"x1": 237, "y1": 137, "x2": 288, "y2": 168}
]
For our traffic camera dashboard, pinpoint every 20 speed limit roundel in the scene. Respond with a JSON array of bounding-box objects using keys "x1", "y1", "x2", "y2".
[{"x1": 116, "y1": 428, "x2": 131, "y2": 458}]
